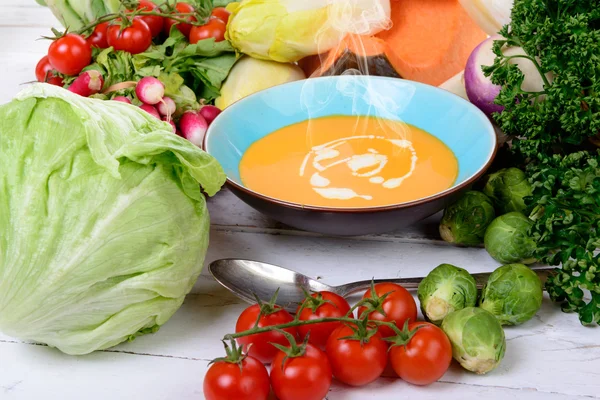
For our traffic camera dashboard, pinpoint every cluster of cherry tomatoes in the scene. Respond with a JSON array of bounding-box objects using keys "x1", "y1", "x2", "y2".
[
  {"x1": 35, "y1": 1, "x2": 230, "y2": 86},
  {"x1": 204, "y1": 283, "x2": 454, "y2": 400}
]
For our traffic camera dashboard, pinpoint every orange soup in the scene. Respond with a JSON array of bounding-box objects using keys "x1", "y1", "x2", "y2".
[{"x1": 239, "y1": 115, "x2": 458, "y2": 208}]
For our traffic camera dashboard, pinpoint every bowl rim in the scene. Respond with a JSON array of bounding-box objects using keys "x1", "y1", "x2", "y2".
[{"x1": 204, "y1": 75, "x2": 498, "y2": 214}]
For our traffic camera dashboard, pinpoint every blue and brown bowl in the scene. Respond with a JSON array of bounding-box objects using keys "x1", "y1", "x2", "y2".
[{"x1": 204, "y1": 76, "x2": 497, "y2": 236}]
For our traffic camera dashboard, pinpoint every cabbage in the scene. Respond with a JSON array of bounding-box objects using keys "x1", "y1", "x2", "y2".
[
  {"x1": 0, "y1": 84, "x2": 226, "y2": 355},
  {"x1": 226, "y1": 0, "x2": 391, "y2": 63}
]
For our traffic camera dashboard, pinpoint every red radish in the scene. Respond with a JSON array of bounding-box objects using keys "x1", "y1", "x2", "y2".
[
  {"x1": 198, "y1": 105, "x2": 221, "y2": 126},
  {"x1": 157, "y1": 97, "x2": 176, "y2": 117},
  {"x1": 140, "y1": 104, "x2": 161, "y2": 119},
  {"x1": 135, "y1": 77, "x2": 165, "y2": 105},
  {"x1": 67, "y1": 70, "x2": 104, "y2": 97},
  {"x1": 179, "y1": 111, "x2": 208, "y2": 146},
  {"x1": 162, "y1": 117, "x2": 177, "y2": 133},
  {"x1": 113, "y1": 96, "x2": 132, "y2": 104}
]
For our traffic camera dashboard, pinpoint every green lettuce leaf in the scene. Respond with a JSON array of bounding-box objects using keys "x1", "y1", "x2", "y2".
[{"x1": 0, "y1": 83, "x2": 225, "y2": 355}]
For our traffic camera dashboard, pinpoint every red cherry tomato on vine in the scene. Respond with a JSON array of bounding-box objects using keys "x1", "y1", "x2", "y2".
[
  {"x1": 325, "y1": 324, "x2": 388, "y2": 386},
  {"x1": 163, "y1": 2, "x2": 196, "y2": 37},
  {"x1": 211, "y1": 7, "x2": 231, "y2": 24},
  {"x1": 189, "y1": 17, "x2": 227, "y2": 44},
  {"x1": 357, "y1": 283, "x2": 417, "y2": 338},
  {"x1": 133, "y1": 0, "x2": 164, "y2": 37},
  {"x1": 235, "y1": 304, "x2": 297, "y2": 363},
  {"x1": 296, "y1": 291, "x2": 351, "y2": 350},
  {"x1": 270, "y1": 344, "x2": 332, "y2": 400},
  {"x1": 86, "y1": 22, "x2": 110, "y2": 48},
  {"x1": 389, "y1": 322, "x2": 452, "y2": 386},
  {"x1": 48, "y1": 33, "x2": 92, "y2": 76},
  {"x1": 203, "y1": 356, "x2": 270, "y2": 400},
  {"x1": 107, "y1": 18, "x2": 152, "y2": 55},
  {"x1": 35, "y1": 56, "x2": 64, "y2": 86}
]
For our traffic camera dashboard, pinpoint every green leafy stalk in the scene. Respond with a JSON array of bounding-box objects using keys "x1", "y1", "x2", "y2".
[
  {"x1": 483, "y1": 0, "x2": 600, "y2": 159},
  {"x1": 525, "y1": 151, "x2": 600, "y2": 325}
]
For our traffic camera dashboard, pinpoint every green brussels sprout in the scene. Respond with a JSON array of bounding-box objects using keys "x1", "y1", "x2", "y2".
[
  {"x1": 417, "y1": 264, "x2": 478, "y2": 325},
  {"x1": 484, "y1": 212, "x2": 537, "y2": 264},
  {"x1": 441, "y1": 307, "x2": 506, "y2": 374},
  {"x1": 480, "y1": 264, "x2": 543, "y2": 326},
  {"x1": 483, "y1": 168, "x2": 533, "y2": 214},
  {"x1": 439, "y1": 191, "x2": 496, "y2": 246}
]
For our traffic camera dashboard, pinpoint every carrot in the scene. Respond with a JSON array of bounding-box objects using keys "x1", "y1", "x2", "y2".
[{"x1": 375, "y1": 0, "x2": 487, "y2": 86}]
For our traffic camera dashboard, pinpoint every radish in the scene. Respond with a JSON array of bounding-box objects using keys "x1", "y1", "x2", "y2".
[
  {"x1": 179, "y1": 111, "x2": 208, "y2": 147},
  {"x1": 465, "y1": 35, "x2": 554, "y2": 118},
  {"x1": 139, "y1": 104, "x2": 161, "y2": 119},
  {"x1": 135, "y1": 77, "x2": 165, "y2": 105},
  {"x1": 464, "y1": 36, "x2": 504, "y2": 117},
  {"x1": 67, "y1": 70, "x2": 104, "y2": 97},
  {"x1": 198, "y1": 105, "x2": 222, "y2": 126},
  {"x1": 157, "y1": 96, "x2": 176, "y2": 117},
  {"x1": 162, "y1": 117, "x2": 177, "y2": 133},
  {"x1": 113, "y1": 96, "x2": 132, "y2": 104}
]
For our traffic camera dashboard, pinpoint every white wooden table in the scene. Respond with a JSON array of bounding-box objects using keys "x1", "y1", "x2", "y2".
[{"x1": 1, "y1": 4, "x2": 599, "y2": 400}]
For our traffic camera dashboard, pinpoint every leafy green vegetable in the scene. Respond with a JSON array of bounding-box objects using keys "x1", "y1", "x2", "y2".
[
  {"x1": 439, "y1": 191, "x2": 496, "y2": 246},
  {"x1": 441, "y1": 307, "x2": 506, "y2": 375},
  {"x1": 483, "y1": 168, "x2": 532, "y2": 214},
  {"x1": 0, "y1": 83, "x2": 226, "y2": 355},
  {"x1": 484, "y1": 0, "x2": 600, "y2": 159},
  {"x1": 482, "y1": 0, "x2": 600, "y2": 325},
  {"x1": 480, "y1": 264, "x2": 543, "y2": 326},
  {"x1": 484, "y1": 212, "x2": 537, "y2": 265},
  {"x1": 134, "y1": 29, "x2": 238, "y2": 102},
  {"x1": 44, "y1": 0, "x2": 121, "y2": 30},
  {"x1": 526, "y1": 151, "x2": 600, "y2": 325},
  {"x1": 417, "y1": 264, "x2": 478, "y2": 325}
]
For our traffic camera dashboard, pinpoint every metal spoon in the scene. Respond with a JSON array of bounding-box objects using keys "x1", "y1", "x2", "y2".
[{"x1": 208, "y1": 259, "x2": 554, "y2": 312}]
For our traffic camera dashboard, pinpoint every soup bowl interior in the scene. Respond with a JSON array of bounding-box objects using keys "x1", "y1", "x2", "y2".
[{"x1": 205, "y1": 76, "x2": 496, "y2": 235}]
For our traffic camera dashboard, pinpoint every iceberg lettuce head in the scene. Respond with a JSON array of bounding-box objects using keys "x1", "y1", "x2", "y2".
[{"x1": 0, "y1": 84, "x2": 225, "y2": 355}]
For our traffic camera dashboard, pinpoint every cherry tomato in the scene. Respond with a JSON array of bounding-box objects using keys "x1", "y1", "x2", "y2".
[
  {"x1": 296, "y1": 291, "x2": 351, "y2": 350},
  {"x1": 270, "y1": 344, "x2": 332, "y2": 400},
  {"x1": 35, "y1": 56, "x2": 63, "y2": 86},
  {"x1": 163, "y1": 2, "x2": 196, "y2": 37},
  {"x1": 389, "y1": 322, "x2": 452, "y2": 386},
  {"x1": 189, "y1": 17, "x2": 227, "y2": 44},
  {"x1": 211, "y1": 7, "x2": 231, "y2": 24},
  {"x1": 235, "y1": 304, "x2": 297, "y2": 363},
  {"x1": 107, "y1": 18, "x2": 152, "y2": 55},
  {"x1": 203, "y1": 356, "x2": 270, "y2": 400},
  {"x1": 86, "y1": 22, "x2": 110, "y2": 48},
  {"x1": 325, "y1": 324, "x2": 388, "y2": 386},
  {"x1": 48, "y1": 34, "x2": 92, "y2": 76},
  {"x1": 134, "y1": 0, "x2": 164, "y2": 37},
  {"x1": 357, "y1": 283, "x2": 417, "y2": 338}
]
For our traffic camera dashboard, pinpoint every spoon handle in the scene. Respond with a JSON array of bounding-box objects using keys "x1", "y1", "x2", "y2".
[{"x1": 334, "y1": 266, "x2": 555, "y2": 298}]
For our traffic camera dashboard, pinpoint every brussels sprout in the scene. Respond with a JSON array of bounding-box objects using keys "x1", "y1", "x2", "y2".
[
  {"x1": 484, "y1": 212, "x2": 537, "y2": 264},
  {"x1": 439, "y1": 191, "x2": 496, "y2": 246},
  {"x1": 441, "y1": 307, "x2": 506, "y2": 374},
  {"x1": 483, "y1": 167, "x2": 533, "y2": 214},
  {"x1": 480, "y1": 264, "x2": 543, "y2": 326},
  {"x1": 417, "y1": 264, "x2": 478, "y2": 325}
]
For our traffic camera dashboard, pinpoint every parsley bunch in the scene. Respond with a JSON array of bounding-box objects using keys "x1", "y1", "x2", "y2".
[
  {"x1": 483, "y1": 0, "x2": 600, "y2": 324},
  {"x1": 526, "y1": 152, "x2": 600, "y2": 325},
  {"x1": 484, "y1": 0, "x2": 600, "y2": 159}
]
